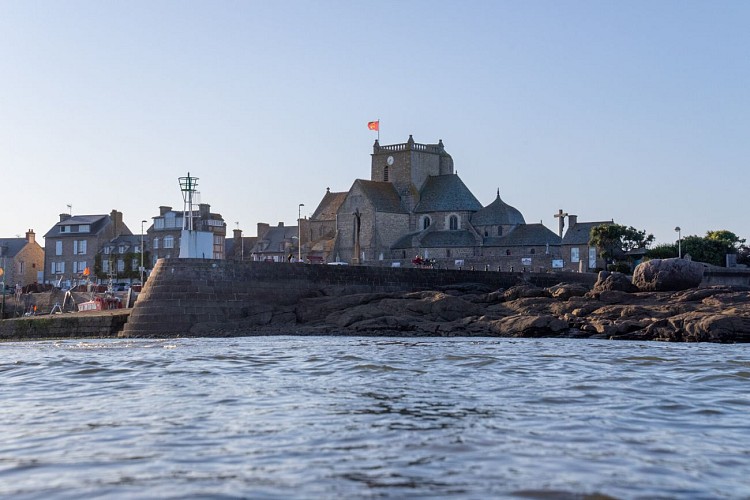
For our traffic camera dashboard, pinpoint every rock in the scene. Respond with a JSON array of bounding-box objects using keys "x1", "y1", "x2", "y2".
[
  {"x1": 632, "y1": 258, "x2": 704, "y2": 292},
  {"x1": 592, "y1": 271, "x2": 639, "y2": 293},
  {"x1": 488, "y1": 314, "x2": 568, "y2": 337},
  {"x1": 503, "y1": 284, "x2": 548, "y2": 301},
  {"x1": 547, "y1": 283, "x2": 591, "y2": 300}
]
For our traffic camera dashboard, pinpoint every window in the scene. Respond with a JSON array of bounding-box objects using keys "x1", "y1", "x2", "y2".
[
  {"x1": 117, "y1": 259, "x2": 125, "y2": 272},
  {"x1": 74, "y1": 240, "x2": 87, "y2": 255},
  {"x1": 164, "y1": 236, "x2": 174, "y2": 249},
  {"x1": 52, "y1": 261, "x2": 65, "y2": 274},
  {"x1": 104, "y1": 246, "x2": 111, "y2": 254},
  {"x1": 155, "y1": 218, "x2": 165, "y2": 230},
  {"x1": 132, "y1": 258, "x2": 139, "y2": 270},
  {"x1": 484, "y1": 230, "x2": 488, "y2": 237},
  {"x1": 78, "y1": 224, "x2": 90, "y2": 233},
  {"x1": 55, "y1": 241, "x2": 63, "y2": 255},
  {"x1": 530, "y1": 248, "x2": 536, "y2": 255},
  {"x1": 60, "y1": 226, "x2": 69, "y2": 233},
  {"x1": 384, "y1": 166, "x2": 389, "y2": 182},
  {"x1": 422, "y1": 216, "x2": 431, "y2": 231},
  {"x1": 153, "y1": 238, "x2": 159, "y2": 250},
  {"x1": 571, "y1": 247, "x2": 580, "y2": 263},
  {"x1": 449, "y1": 215, "x2": 459, "y2": 231},
  {"x1": 73, "y1": 261, "x2": 87, "y2": 273},
  {"x1": 165, "y1": 212, "x2": 176, "y2": 228},
  {"x1": 118, "y1": 245, "x2": 126, "y2": 253},
  {"x1": 102, "y1": 259, "x2": 110, "y2": 273},
  {"x1": 498, "y1": 226, "x2": 503, "y2": 236},
  {"x1": 19, "y1": 262, "x2": 25, "y2": 274}
]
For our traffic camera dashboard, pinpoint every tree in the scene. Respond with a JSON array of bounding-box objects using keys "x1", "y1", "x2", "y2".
[
  {"x1": 680, "y1": 235, "x2": 727, "y2": 266},
  {"x1": 646, "y1": 243, "x2": 678, "y2": 260},
  {"x1": 589, "y1": 224, "x2": 655, "y2": 266},
  {"x1": 705, "y1": 230, "x2": 745, "y2": 253}
]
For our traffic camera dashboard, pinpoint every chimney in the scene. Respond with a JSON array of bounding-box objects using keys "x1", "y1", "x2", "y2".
[
  {"x1": 159, "y1": 206, "x2": 172, "y2": 216},
  {"x1": 110, "y1": 209, "x2": 123, "y2": 237},
  {"x1": 199, "y1": 203, "x2": 210, "y2": 220},
  {"x1": 277, "y1": 222, "x2": 284, "y2": 227},
  {"x1": 59, "y1": 213, "x2": 72, "y2": 222},
  {"x1": 257, "y1": 222, "x2": 270, "y2": 238},
  {"x1": 233, "y1": 228, "x2": 242, "y2": 240},
  {"x1": 26, "y1": 229, "x2": 35, "y2": 245},
  {"x1": 568, "y1": 215, "x2": 578, "y2": 228}
]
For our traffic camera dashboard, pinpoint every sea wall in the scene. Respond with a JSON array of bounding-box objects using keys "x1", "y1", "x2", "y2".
[
  {"x1": 0, "y1": 310, "x2": 130, "y2": 341},
  {"x1": 121, "y1": 258, "x2": 596, "y2": 337}
]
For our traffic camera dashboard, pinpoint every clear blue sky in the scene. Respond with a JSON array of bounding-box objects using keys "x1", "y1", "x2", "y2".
[{"x1": 1, "y1": 1, "x2": 748, "y2": 246}]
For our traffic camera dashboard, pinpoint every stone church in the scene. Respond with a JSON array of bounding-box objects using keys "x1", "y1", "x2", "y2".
[{"x1": 303, "y1": 135, "x2": 595, "y2": 271}]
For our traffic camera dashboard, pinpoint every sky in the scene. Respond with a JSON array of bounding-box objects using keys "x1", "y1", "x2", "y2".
[{"x1": 1, "y1": 1, "x2": 748, "y2": 247}]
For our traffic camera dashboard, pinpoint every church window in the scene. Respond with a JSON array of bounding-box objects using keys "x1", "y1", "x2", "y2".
[
  {"x1": 484, "y1": 230, "x2": 488, "y2": 237},
  {"x1": 384, "y1": 166, "x2": 389, "y2": 182},
  {"x1": 506, "y1": 249, "x2": 511, "y2": 256},
  {"x1": 498, "y1": 226, "x2": 503, "y2": 236},
  {"x1": 422, "y1": 216, "x2": 431, "y2": 230},
  {"x1": 530, "y1": 248, "x2": 536, "y2": 254},
  {"x1": 449, "y1": 215, "x2": 459, "y2": 231}
]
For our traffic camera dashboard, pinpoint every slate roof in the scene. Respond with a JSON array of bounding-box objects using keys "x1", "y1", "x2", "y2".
[
  {"x1": 471, "y1": 191, "x2": 526, "y2": 226},
  {"x1": 484, "y1": 223, "x2": 561, "y2": 247},
  {"x1": 0, "y1": 238, "x2": 28, "y2": 258},
  {"x1": 414, "y1": 175, "x2": 482, "y2": 213},
  {"x1": 355, "y1": 180, "x2": 407, "y2": 213},
  {"x1": 44, "y1": 214, "x2": 110, "y2": 238},
  {"x1": 311, "y1": 189, "x2": 348, "y2": 220},
  {"x1": 562, "y1": 221, "x2": 613, "y2": 245},
  {"x1": 251, "y1": 225, "x2": 299, "y2": 253}
]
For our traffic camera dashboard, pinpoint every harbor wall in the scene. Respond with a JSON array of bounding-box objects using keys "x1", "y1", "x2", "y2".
[{"x1": 120, "y1": 258, "x2": 597, "y2": 337}]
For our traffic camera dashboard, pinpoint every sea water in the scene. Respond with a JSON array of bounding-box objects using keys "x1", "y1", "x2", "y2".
[{"x1": 1, "y1": 337, "x2": 749, "y2": 499}]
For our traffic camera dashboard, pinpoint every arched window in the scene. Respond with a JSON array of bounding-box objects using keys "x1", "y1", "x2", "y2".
[
  {"x1": 384, "y1": 166, "x2": 389, "y2": 182},
  {"x1": 484, "y1": 230, "x2": 488, "y2": 237},
  {"x1": 530, "y1": 248, "x2": 536, "y2": 254},
  {"x1": 498, "y1": 226, "x2": 503, "y2": 236},
  {"x1": 422, "y1": 216, "x2": 431, "y2": 231},
  {"x1": 506, "y1": 249, "x2": 511, "y2": 256},
  {"x1": 449, "y1": 215, "x2": 459, "y2": 231}
]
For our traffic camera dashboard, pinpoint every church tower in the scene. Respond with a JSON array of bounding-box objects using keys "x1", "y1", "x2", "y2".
[{"x1": 370, "y1": 135, "x2": 454, "y2": 212}]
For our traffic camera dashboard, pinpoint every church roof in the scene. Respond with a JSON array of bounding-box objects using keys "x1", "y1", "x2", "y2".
[
  {"x1": 471, "y1": 190, "x2": 526, "y2": 226},
  {"x1": 414, "y1": 174, "x2": 482, "y2": 213},
  {"x1": 484, "y1": 223, "x2": 560, "y2": 247},
  {"x1": 562, "y1": 221, "x2": 613, "y2": 245},
  {"x1": 311, "y1": 189, "x2": 347, "y2": 221},
  {"x1": 354, "y1": 180, "x2": 407, "y2": 213}
]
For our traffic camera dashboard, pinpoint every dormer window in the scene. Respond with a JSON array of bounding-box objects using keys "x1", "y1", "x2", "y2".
[{"x1": 60, "y1": 226, "x2": 69, "y2": 233}]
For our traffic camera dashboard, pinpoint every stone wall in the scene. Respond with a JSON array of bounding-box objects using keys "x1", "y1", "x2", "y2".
[
  {"x1": 0, "y1": 310, "x2": 129, "y2": 341},
  {"x1": 121, "y1": 258, "x2": 596, "y2": 337}
]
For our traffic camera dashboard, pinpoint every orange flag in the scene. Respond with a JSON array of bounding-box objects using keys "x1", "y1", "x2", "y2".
[{"x1": 367, "y1": 120, "x2": 379, "y2": 131}]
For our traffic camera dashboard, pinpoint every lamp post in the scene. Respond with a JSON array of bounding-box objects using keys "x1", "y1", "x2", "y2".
[
  {"x1": 298, "y1": 203, "x2": 305, "y2": 262},
  {"x1": 141, "y1": 220, "x2": 147, "y2": 284},
  {"x1": 675, "y1": 226, "x2": 682, "y2": 258}
]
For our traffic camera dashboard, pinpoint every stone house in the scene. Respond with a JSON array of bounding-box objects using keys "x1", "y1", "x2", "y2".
[
  {"x1": 248, "y1": 222, "x2": 300, "y2": 262},
  {"x1": 99, "y1": 234, "x2": 148, "y2": 283},
  {"x1": 43, "y1": 210, "x2": 131, "y2": 287},
  {"x1": 560, "y1": 215, "x2": 613, "y2": 272},
  {"x1": 146, "y1": 204, "x2": 226, "y2": 264},
  {"x1": 0, "y1": 230, "x2": 44, "y2": 287},
  {"x1": 226, "y1": 229, "x2": 259, "y2": 262}
]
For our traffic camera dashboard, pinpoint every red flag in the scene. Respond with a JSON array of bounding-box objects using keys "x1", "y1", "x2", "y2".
[{"x1": 367, "y1": 120, "x2": 379, "y2": 131}]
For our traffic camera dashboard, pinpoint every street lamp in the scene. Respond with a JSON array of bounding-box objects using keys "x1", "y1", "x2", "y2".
[
  {"x1": 298, "y1": 203, "x2": 305, "y2": 262},
  {"x1": 141, "y1": 220, "x2": 147, "y2": 284},
  {"x1": 675, "y1": 226, "x2": 682, "y2": 258}
]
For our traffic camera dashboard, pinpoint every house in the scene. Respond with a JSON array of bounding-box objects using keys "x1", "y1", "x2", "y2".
[
  {"x1": 0, "y1": 230, "x2": 44, "y2": 287},
  {"x1": 99, "y1": 234, "x2": 149, "y2": 283},
  {"x1": 248, "y1": 222, "x2": 299, "y2": 262},
  {"x1": 43, "y1": 210, "x2": 131, "y2": 287},
  {"x1": 147, "y1": 204, "x2": 226, "y2": 264},
  {"x1": 560, "y1": 215, "x2": 613, "y2": 272},
  {"x1": 226, "y1": 228, "x2": 258, "y2": 261}
]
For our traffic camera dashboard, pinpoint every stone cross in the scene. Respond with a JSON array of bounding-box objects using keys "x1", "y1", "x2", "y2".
[{"x1": 554, "y1": 209, "x2": 568, "y2": 238}]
